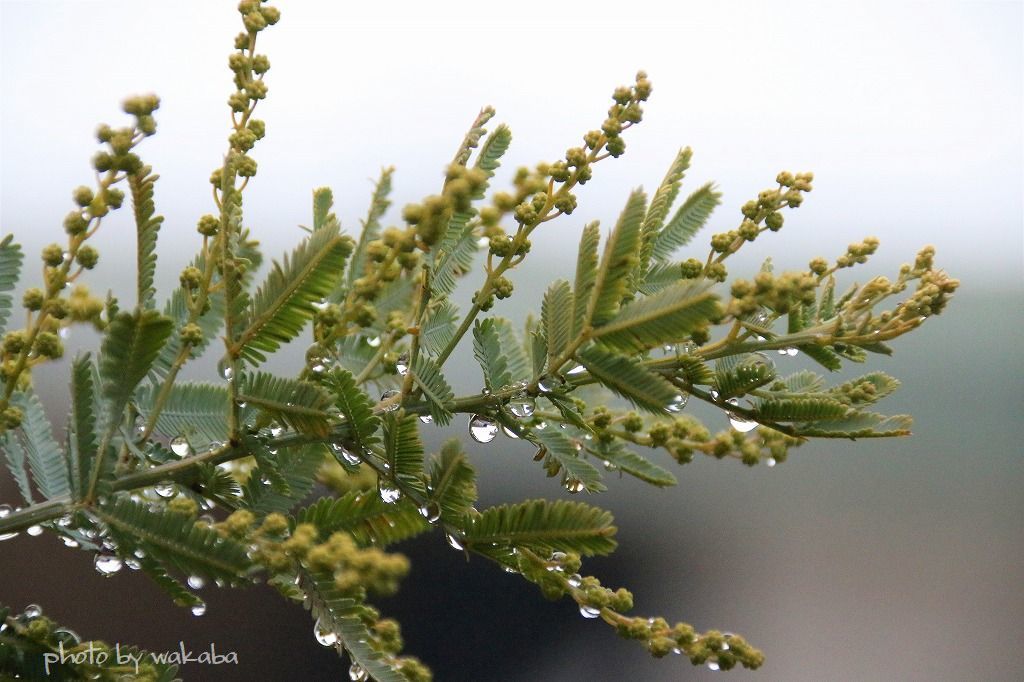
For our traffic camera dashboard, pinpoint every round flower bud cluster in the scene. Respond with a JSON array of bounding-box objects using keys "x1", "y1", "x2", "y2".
[
  {"x1": 614, "y1": 616, "x2": 764, "y2": 670},
  {"x1": 728, "y1": 270, "x2": 817, "y2": 317},
  {"x1": 403, "y1": 165, "x2": 489, "y2": 247},
  {"x1": 707, "y1": 427, "x2": 799, "y2": 467},
  {"x1": 835, "y1": 236, "x2": 879, "y2": 269},
  {"x1": 893, "y1": 268, "x2": 959, "y2": 322}
]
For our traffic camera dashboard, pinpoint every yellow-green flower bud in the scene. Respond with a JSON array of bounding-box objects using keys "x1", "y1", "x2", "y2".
[
  {"x1": 76, "y1": 245, "x2": 99, "y2": 269},
  {"x1": 42, "y1": 244, "x2": 65, "y2": 267}
]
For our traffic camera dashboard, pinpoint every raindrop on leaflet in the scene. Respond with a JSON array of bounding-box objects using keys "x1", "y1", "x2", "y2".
[
  {"x1": 445, "y1": 533, "x2": 464, "y2": 551},
  {"x1": 508, "y1": 393, "x2": 536, "y2": 419},
  {"x1": 0, "y1": 505, "x2": 18, "y2": 541},
  {"x1": 26, "y1": 525, "x2": 43, "y2": 537},
  {"x1": 665, "y1": 393, "x2": 688, "y2": 413},
  {"x1": 191, "y1": 602, "x2": 207, "y2": 617},
  {"x1": 154, "y1": 482, "x2": 177, "y2": 499},
  {"x1": 579, "y1": 605, "x2": 601, "y2": 619},
  {"x1": 60, "y1": 536, "x2": 79, "y2": 548},
  {"x1": 380, "y1": 390, "x2": 401, "y2": 412},
  {"x1": 93, "y1": 554, "x2": 123, "y2": 577},
  {"x1": 537, "y1": 376, "x2": 555, "y2": 393},
  {"x1": 418, "y1": 414, "x2": 433, "y2": 424},
  {"x1": 23, "y1": 604, "x2": 42, "y2": 619},
  {"x1": 468, "y1": 415, "x2": 498, "y2": 444},
  {"x1": 270, "y1": 424, "x2": 285, "y2": 437},
  {"x1": 396, "y1": 353, "x2": 409, "y2": 376},
  {"x1": 707, "y1": 661, "x2": 721, "y2": 671},
  {"x1": 777, "y1": 347, "x2": 798, "y2": 356},
  {"x1": 187, "y1": 575, "x2": 206, "y2": 590},
  {"x1": 59, "y1": 326, "x2": 71, "y2": 340},
  {"x1": 566, "y1": 364, "x2": 586, "y2": 376},
  {"x1": 501, "y1": 425, "x2": 520, "y2": 439},
  {"x1": 314, "y1": 618, "x2": 337, "y2": 647},
  {"x1": 567, "y1": 574, "x2": 582, "y2": 588},
  {"x1": 564, "y1": 478, "x2": 585, "y2": 494},
  {"x1": 418, "y1": 502, "x2": 441, "y2": 523},
  {"x1": 378, "y1": 483, "x2": 401, "y2": 504},
  {"x1": 366, "y1": 336, "x2": 381, "y2": 348},
  {"x1": 169, "y1": 436, "x2": 192, "y2": 458},
  {"x1": 766, "y1": 457, "x2": 777, "y2": 468},
  {"x1": 349, "y1": 663, "x2": 368, "y2": 681},
  {"x1": 331, "y1": 443, "x2": 361, "y2": 467},
  {"x1": 725, "y1": 398, "x2": 758, "y2": 433},
  {"x1": 53, "y1": 628, "x2": 80, "y2": 646},
  {"x1": 125, "y1": 558, "x2": 141, "y2": 570},
  {"x1": 220, "y1": 365, "x2": 234, "y2": 381}
]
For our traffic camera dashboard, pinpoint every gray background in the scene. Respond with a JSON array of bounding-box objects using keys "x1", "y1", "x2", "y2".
[{"x1": 1, "y1": 1, "x2": 1021, "y2": 680}]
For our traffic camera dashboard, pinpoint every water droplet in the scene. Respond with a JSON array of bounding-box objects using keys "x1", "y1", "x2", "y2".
[
  {"x1": 501, "y1": 425, "x2": 520, "y2": 439},
  {"x1": 567, "y1": 574, "x2": 582, "y2": 588},
  {"x1": 330, "y1": 443, "x2": 361, "y2": 466},
  {"x1": 154, "y1": 481, "x2": 177, "y2": 499},
  {"x1": 535, "y1": 420, "x2": 547, "y2": 430},
  {"x1": 777, "y1": 347, "x2": 799, "y2": 356},
  {"x1": 0, "y1": 504, "x2": 16, "y2": 540},
  {"x1": 666, "y1": 393, "x2": 688, "y2": 413},
  {"x1": 418, "y1": 502, "x2": 441, "y2": 523},
  {"x1": 566, "y1": 364, "x2": 586, "y2": 376},
  {"x1": 707, "y1": 661, "x2": 721, "y2": 671},
  {"x1": 53, "y1": 628, "x2": 80, "y2": 646},
  {"x1": 468, "y1": 415, "x2": 498, "y2": 443},
  {"x1": 169, "y1": 436, "x2": 192, "y2": 458},
  {"x1": 60, "y1": 536, "x2": 79, "y2": 548},
  {"x1": 380, "y1": 389, "x2": 401, "y2": 412},
  {"x1": 564, "y1": 478, "x2": 585, "y2": 494},
  {"x1": 378, "y1": 483, "x2": 401, "y2": 504},
  {"x1": 26, "y1": 524, "x2": 43, "y2": 537},
  {"x1": 349, "y1": 662, "x2": 368, "y2": 681},
  {"x1": 508, "y1": 394, "x2": 536, "y2": 418},
  {"x1": 418, "y1": 414, "x2": 433, "y2": 424},
  {"x1": 270, "y1": 424, "x2": 285, "y2": 437},
  {"x1": 579, "y1": 605, "x2": 601, "y2": 619},
  {"x1": 396, "y1": 353, "x2": 409, "y2": 376},
  {"x1": 221, "y1": 365, "x2": 234, "y2": 381},
  {"x1": 548, "y1": 551, "x2": 567, "y2": 565},
  {"x1": 23, "y1": 604, "x2": 42, "y2": 619},
  {"x1": 602, "y1": 460, "x2": 617, "y2": 472},
  {"x1": 725, "y1": 398, "x2": 758, "y2": 433},
  {"x1": 313, "y1": 618, "x2": 337, "y2": 646},
  {"x1": 191, "y1": 602, "x2": 207, "y2": 617},
  {"x1": 445, "y1": 533, "x2": 464, "y2": 550},
  {"x1": 94, "y1": 553, "x2": 123, "y2": 577},
  {"x1": 125, "y1": 558, "x2": 141, "y2": 570},
  {"x1": 187, "y1": 575, "x2": 206, "y2": 590},
  {"x1": 537, "y1": 377, "x2": 555, "y2": 393},
  {"x1": 766, "y1": 457, "x2": 777, "y2": 467},
  {"x1": 366, "y1": 336, "x2": 381, "y2": 348},
  {"x1": 59, "y1": 326, "x2": 71, "y2": 340}
]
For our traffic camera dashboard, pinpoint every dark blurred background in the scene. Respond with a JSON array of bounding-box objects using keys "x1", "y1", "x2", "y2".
[{"x1": 2, "y1": 1, "x2": 1021, "y2": 680}]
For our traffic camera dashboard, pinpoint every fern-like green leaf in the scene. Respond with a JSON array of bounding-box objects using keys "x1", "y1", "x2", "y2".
[
  {"x1": 431, "y1": 219, "x2": 479, "y2": 298},
  {"x1": 410, "y1": 356, "x2": 454, "y2": 425},
  {"x1": 585, "y1": 190, "x2": 647, "y2": 326},
  {"x1": 1, "y1": 430, "x2": 32, "y2": 505},
  {"x1": 636, "y1": 148, "x2": 692, "y2": 286},
  {"x1": 324, "y1": 368, "x2": 380, "y2": 452},
  {"x1": 312, "y1": 187, "x2": 335, "y2": 231},
  {"x1": 0, "y1": 233, "x2": 23, "y2": 334},
  {"x1": 791, "y1": 411, "x2": 913, "y2": 438},
  {"x1": 542, "y1": 279, "x2": 575, "y2": 372},
  {"x1": 294, "y1": 491, "x2": 429, "y2": 547},
  {"x1": 829, "y1": 372, "x2": 901, "y2": 406},
  {"x1": 572, "y1": 221, "x2": 601, "y2": 337},
  {"x1": 9, "y1": 391, "x2": 70, "y2": 500},
  {"x1": 473, "y1": 318, "x2": 511, "y2": 391},
  {"x1": 381, "y1": 413, "x2": 427, "y2": 495},
  {"x1": 94, "y1": 494, "x2": 252, "y2": 583},
  {"x1": 135, "y1": 382, "x2": 230, "y2": 446},
  {"x1": 243, "y1": 443, "x2": 326, "y2": 515},
  {"x1": 529, "y1": 428, "x2": 606, "y2": 494},
  {"x1": 591, "y1": 281, "x2": 720, "y2": 354},
  {"x1": 493, "y1": 318, "x2": 532, "y2": 385},
  {"x1": 68, "y1": 354, "x2": 99, "y2": 502},
  {"x1": 782, "y1": 370, "x2": 826, "y2": 393},
  {"x1": 420, "y1": 301, "x2": 459, "y2": 357},
  {"x1": 714, "y1": 353, "x2": 777, "y2": 399},
  {"x1": 128, "y1": 166, "x2": 162, "y2": 309},
  {"x1": 650, "y1": 181, "x2": 721, "y2": 260},
  {"x1": 100, "y1": 309, "x2": 174, "y2": 427},
  {"x1": 754, "y1": 396, "x2": 850, "y2": 421},
  {"x1": 427, "y1": 439, "x2": 478, "y2": 525},
  {"x1": 238, "y1": 372, "x2": 334, "y2": 437},
  {"x1": 799, "y1": 343, "x2": 843, "y2": 371},
  {"x1": 347, "y1": 168, "x2": 393, "y2": 288},
  {"x1": 577, "y1": 345, "x2": 678, "y2": 413},
  {"x1": 462, "y1": 499, "x2": 617, "y2": 556},
  {"x1": 587, "y1": 439, "x2": 677, "y2": 487},
  {"x1": 235, "y1": 223, "x2": 353, "y2": 363},
  {"x1": 300, "y1": 570, "x2": 409, "y2": 682}
]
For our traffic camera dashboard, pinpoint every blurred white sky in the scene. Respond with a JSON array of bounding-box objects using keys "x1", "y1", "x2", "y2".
[{"x1": 2, "y1": 0, "x2": 1021, "y2": 300}]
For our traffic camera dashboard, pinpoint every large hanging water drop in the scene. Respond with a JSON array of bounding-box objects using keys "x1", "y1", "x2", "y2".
[
  {"x1": 508, "y1": 394, "x2": 536, "y2": 419},
  {"x1": 0, "y1": 504, "x2": 17, "y2": 541},
  {"x1": 349, "y1": 662, "x2": 368, "y2": 681},
  {"x1": 579, "y1": 605, "x2": 601, "y2": 619},
  {"x1": 564, "y1": 479, "x2": 585, "y2": 494},
  {"x1": 418, "y1": 502, "x2": 441, "y2": 523},
  {"x1": 23, "y1": 604, "x2": 42, "y2": 619},
  {"x1": 468, "y1": 415, "x2": 498, "y2": 443},
  {"x1": 220, "y1": 365, "x2": 234, "y2": 381},
  {"x1": 418, "y1": 414, "x2": 433, "y2": 424},
  {"x1": 191, "y1": 602, "x2": 207, "y2": 617},
  {"x1": 445, "y1": 533, "x2": 464, "y2": 551},
  {"x1": 154, "y1": 482, "x2": 177, "y2": 499},
  {"x1": 169, "y1": 436, "x2": 192, "y2": 458},
  {"x1": 366, "y1": 336, "x2": 381, "y2": 348},
  {"x1": 777, "y1": 347, "x2": 799, "y2": 357},
  {"x1": 380, "y1": 390, "x2": 401, "y2": 412},
  {"x1": 26, "y1": 524, "x2": 43, "y2": 537},
  {"x1": 378, "y1": 482, "x2": 401, "y2": 504},
  {"x1": 314, "y1": 618, "x2": 337, "y2": 647},
  {"x1": 187, "y1": 575, "x2": 206, "y2": 590},
  {"x1": 665, "y1": 393, "x2": 688, "y2": 413},
  {"x1": 94, "y1": 554, "x2": 123, "y2": 577},
  {"x1": 725, "y1": 398, "x2": 758, "y2": 433},
  {"x1": 707, "y1": 661, "x2": 721, "y2": 671},
  {"x1": 330, "y1": 443, "x2": 362, "y2": 467},
  {"x1": 395, "y1": 353, "x2": 409, "y2": 376}
]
